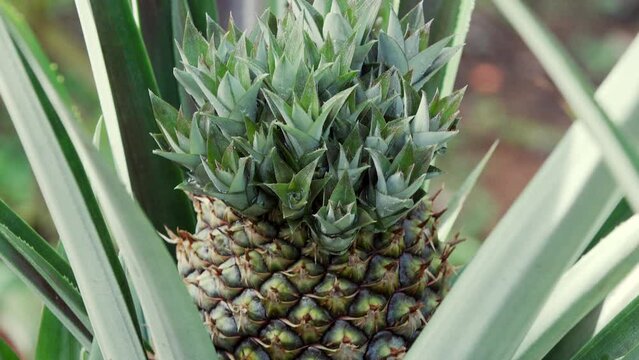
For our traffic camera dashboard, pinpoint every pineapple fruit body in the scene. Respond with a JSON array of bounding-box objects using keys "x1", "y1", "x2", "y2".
[
  {"x1": 152, "y1": 0, "x2": 466, "y2": 358},
  {"x1": 173, "y1": 196, "x2": 453, "y2": 359}
]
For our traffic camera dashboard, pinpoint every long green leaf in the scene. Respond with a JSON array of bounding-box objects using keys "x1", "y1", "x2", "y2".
[
  {"x1": 514, "y1": 215, "x2": 639, "y2": 359},
  {"x1": 13, "y1": 12, "x2": 218, "y2": 360},
  {"x1": 1, "y1": 6, "x2": 139, "y2": 334},
  {"x1": 136, "y1": 0, "x2": 181, "y2": 108},
  {"x1": 0, "y1": 199, "x2": 76, "y2": 286},
  {"x1": 494, "y1": 0, "x2": 639, "y2": 212},
  {"x1": 0, "y1": 338, "x2": 18, "y2": 360},
  {"x1": 3, "y1": 0, "x2": 143, "y2": 338},
  {"x1": 0, "y1": 204, "x2": 92, "y2": 340},
  {"x1": 187, "y1": 0, "x2": 218, "y2": 31},
  {"x1": 0, "y1": 3, "x2": 118, "y2": 268},
  {"x1": 63, "y1": 102, "x2": 219, "y2": 360},
  {"x1": 35, "y1": 303, "x2": 83, "y2": 360},
  {"x1": 0, "y1": 0, "x2": 125, "y2": 298},
  {"x1": 0, "y1": 1, "x2": 73, "y2": 107},
  {"x1": 541, "y1": 37, "x2": 639, "y2": 360},
  {"x1": 620, "y1": 338, "x2": 639, "y2": 360},
  {"x1": 88, "y1": 340, "x2": 104, "y2": 360},
  {"x1": 35, "y1": 245, "x2": 83, "y2": 360},
  {"x1": 74, "y1": 0, "x2": 194, "y2": 231},
  {"x1": 438, "y1": 141, "x2": 497, "y2": 242},
  {"x1": 406, "y1": 33, "x2": 639, "y2": 360},
  {"x1": 135, "y1": 0, "x2": 216, "y2": 109},
  {"x1": 572, "y1": 293, "x2": 639, "y2": 360},
  {"x1": 0, "y1": 18, "x2": 146, "y2": 360},
  {"x1": 119, "y1": 253, "x2": 151, "y2": 347},
  {"x1": 0, "y1": 226, "x2": 91, "y2": 348},
  {"x1": 584, "y1": 199, "x2": 633, "y2": 253},
  {"x1": 49, "y1": 78, "x2": 219, "y2": 360},
  {"x1": 551, "y1": 263, "x2": 639, "y2": 359},
  {"x1": 426, "y1": 0, "x2": 476, "y2": 96},
  {"x1": 136, "y1": 0, "x2": 218, "y2": 107}
]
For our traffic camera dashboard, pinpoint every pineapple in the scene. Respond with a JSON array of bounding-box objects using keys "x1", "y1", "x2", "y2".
[{"x1": 152, "y1": 1, "x2": 464, "y2": 358}]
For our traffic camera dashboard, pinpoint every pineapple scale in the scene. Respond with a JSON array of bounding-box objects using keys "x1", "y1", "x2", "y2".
[{"x1": 172, "y1": 195, "x2": 454, "y2": 360}]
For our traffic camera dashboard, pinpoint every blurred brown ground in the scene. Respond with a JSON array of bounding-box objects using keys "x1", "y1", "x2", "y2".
[{"x1": 437, "y1": 0, "x2": 639, "y2": 245}]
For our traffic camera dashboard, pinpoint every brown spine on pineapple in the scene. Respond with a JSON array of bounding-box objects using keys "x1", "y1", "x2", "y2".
[{"x1": 171, "y1": 195, "x2": 456, "y2": 360}]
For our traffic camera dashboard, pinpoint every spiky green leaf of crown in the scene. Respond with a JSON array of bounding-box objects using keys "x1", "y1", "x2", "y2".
[{"x1": 152, "y1": 0, "x2": 464, "y2": 254}]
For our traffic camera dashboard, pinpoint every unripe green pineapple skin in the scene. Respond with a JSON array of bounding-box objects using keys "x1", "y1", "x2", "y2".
[
  {"x1": 152, "y1": 0, "x2": 465, "y2": 358},
  {"x1": 172, "y1": 196, "x2": 453, "y2": 359}
]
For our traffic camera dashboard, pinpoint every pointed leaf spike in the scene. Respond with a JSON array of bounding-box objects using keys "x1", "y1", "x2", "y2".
[
  {"x1": 330, "y1": 172, "x2": 357, "y2": 204},
  {"x1": 413, "y1": 91, "x2": 430, "y2": 133}
]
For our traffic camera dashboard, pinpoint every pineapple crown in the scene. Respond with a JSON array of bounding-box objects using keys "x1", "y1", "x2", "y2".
[{"x1": 151, "y1": 0, "x2": 464, "y2": 254}]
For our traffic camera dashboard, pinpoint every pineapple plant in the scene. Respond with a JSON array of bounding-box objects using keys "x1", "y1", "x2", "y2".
[
  {"x1": 151, "y1": 1, "x2": 464, "y2": 358},
  {"x1": 0, "y1": 0, "x2": 639, "y2": 359}
]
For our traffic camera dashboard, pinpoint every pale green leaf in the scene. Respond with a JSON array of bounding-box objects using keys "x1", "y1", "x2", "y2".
[
  {"x1": 1, "y1": 12, "x2": 219, "y2": 359},
  {"x1": 493, "y1": 0, "x2": 639, "y2": 212},
  {"x1": 571, "y1": 292, "x2": 639, "y2": 360},
  {"x1": 406, "y1": 32, "x2": 639, "y2": 360},
  {"x1": 514, "y1": 215, "x2": 639, "y2": 360},
  {"x1": 0, "y1": 222, "x2": 91, "y2": 348},
  {"x1": 88, "y1": 340, "x2": 103, "y2": 360},
  {"x1": 0, "y1": 19, "x2": 145, "y2": 359},
  {"x1": 0, "y1": 217, "x2": 92, "y2": 345},
  {"x1": 62, "y1": 112, "x2": 220, "y2": 360},
  {"x1": 548, "y1": 271, "x2": 639, "y2": 360},
  {"x1": 536, "y1": 34, "x2": 639, "y2": 360},
  {"x1": 0, "y1": 199, "x2": 76, "y2": 286},
  {"x1": 35, "y1": 246, "x2": 84, "y2": 360}
]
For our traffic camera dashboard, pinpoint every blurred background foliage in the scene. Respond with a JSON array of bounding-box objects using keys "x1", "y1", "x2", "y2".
[{"x1": 0, "y1": 0, "x2": 637, "y2": 357}]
